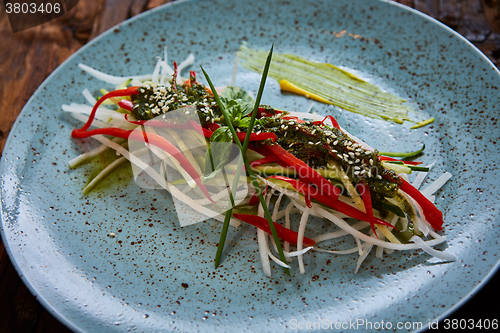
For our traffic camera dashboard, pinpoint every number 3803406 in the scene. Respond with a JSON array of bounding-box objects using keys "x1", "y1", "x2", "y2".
[{"x1": 5, "y1": 2, "x2": 61, "y2": 14}]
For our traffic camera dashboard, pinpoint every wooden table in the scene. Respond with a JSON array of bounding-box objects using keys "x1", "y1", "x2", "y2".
[{"x1": 1, "y1": 1, "x2": 498, "y2": 331}]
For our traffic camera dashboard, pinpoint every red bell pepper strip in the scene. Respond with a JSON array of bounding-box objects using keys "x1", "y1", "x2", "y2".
[
  {"x1": 258, "y1": 144, "x2": 341, "y2": 200},
  {"x1": 398, "y1": 178, "x2": 443, "y2": 230},
  {"x1": 236, "y1": 131, "x2": 277, "y2": 142},
  {"x1": 357, "y1": 183, "x2": 373, "y2": 216},
  {"x1": 73, "y1": 86, "x2": 139, "y2": 135},
  {"x1": 250, "y1": 156, "x2": 279, "y2": 167},
  {"x1": 268, "y1": 175, "x2": 396, "y2": 230},
  {"x1": 233, "y1": 213, "x2": 316, "y2": 247},
  {"x1": 378, "y1": 156, "x2": 422, "y2": 165},
  {"x1": 118, "y1": 99, "x2": 134, "y2": 111},
  {"x1": 171, "y1": 61, "x2": 178, "y2": 91},
  {"x1": 281, "y1": 115, "x2": 305, "y2": 123},
  {"x1": 311, "y1": 116, "x2": 341, "y2": 130},
  {"x1": 71, "y1": 126, "x2": 214, "y2": 203},
  {"x1": 321, "y1": 115, "x2": 340, "y2": 129}
]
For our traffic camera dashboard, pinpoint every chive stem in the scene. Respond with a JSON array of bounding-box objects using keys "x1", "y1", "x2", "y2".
[
  {"x1": 202, "y1": 45, "x2": 289, "y2": 274},
  {"x1": 379, "y1": 144, "x2": 425, "y2": 159}
]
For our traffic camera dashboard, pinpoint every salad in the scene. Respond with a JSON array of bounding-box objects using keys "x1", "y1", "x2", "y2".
[{"x1": 66, "y1": 47, "x2": 455, "y2": 276}]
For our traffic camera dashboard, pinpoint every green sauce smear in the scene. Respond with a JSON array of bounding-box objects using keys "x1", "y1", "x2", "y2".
[{"x1": 237, "y1": 44, "x2": 417, "y2": 124}]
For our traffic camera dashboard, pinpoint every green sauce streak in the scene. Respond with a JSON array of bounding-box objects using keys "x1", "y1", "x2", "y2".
[{"x1": 237, "y1": 44, "x2": 416, "y2": 124}]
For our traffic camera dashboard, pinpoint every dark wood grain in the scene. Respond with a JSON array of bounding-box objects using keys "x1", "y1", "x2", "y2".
[{"x1": 0, "y1": 1, "x2": 498, "y2": 332}]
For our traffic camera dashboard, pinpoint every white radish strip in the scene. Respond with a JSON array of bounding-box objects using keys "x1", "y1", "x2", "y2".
[
  {"x1": 267, "y1": 251, "x2": 291, "y2": 268},
  {"x1": 152, "y1": 58, "x2": 162, "y2": 83},
  {"x1": 313, "y1": 221, "x2": 369, "y2": 243},
  {"x1": 314, "y1": 205, "x2": 446, "y2": 250},
  {"x1": 257, "y1": 200, "x2": 272, "y2": 276},
  {"x1": 231, "y1": 57, "x2": 238, "y2": 86},
  {"x1": 284, "y1": 202, "x2": 294, "y2": 261},
  {"x1": 355, "y1": 242, "x2": 373, "y2": 273},
  {"x1": 69, "y1": 112, "x2": 112, "y2": 129},
  {"x1": 355, "y1": 237, "x2": 363, "y2": 255},
  {"x1": 421, "y1": 172, "x2": 452, "y2": 196},
  {"x1": 410, "y1": 195, "x2": 430, "y2": 237},
  {"x1": 78, "y1": 63, "x2": 151, "y2": 85},
  {"x1": 62, "y1": 103, "x2": 118, "y2": 117},
  {"x1": 257, "y1": 229, "x2": 271, "y2": 276},
  {"x1": 375, "y1": 233, "x2": 385, "y2": 259},
  {"x1": 69, "y1": 137, "x2": 125, "y2": 168},
  {"x1": 285, "y1": 247, "x2": 313, "y2": 257},
  {"x1": 62, "y1": 104, "x2": 132, "y2": 126},
  {"x1": 410, "y1": 236, "x2": 456, "y2": 261},
  {"x1": 428, "y1": 229, "x2": 445, "y2": 241},
  {"x1": 275, "y1": 203, "x2": 298, "y2": 220},
  {"x1": 272, "y1": 192, "x2": 284, "y2": 221},
  {"x1": 82, "y1": 89, "x2": 97, "y2": 104},
  {"x1": 412, "y1": 161, "x2": 435, "y2": 189},
  {"x1": 297, "y1": 207, "x2": 311, "y2": 274},
  {"x1": 177, "y1": 53, "x2": 195, "y2": 74},
  {"x1": 82, "y1": 156, "x2": 127, "y2": 193},
  {"x1": 313, "y1": 247, "x2": 358, "y2": 255}
]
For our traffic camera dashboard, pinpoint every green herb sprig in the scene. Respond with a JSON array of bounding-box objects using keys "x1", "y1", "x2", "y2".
[{"x1": 201, "y1": 45, "x2": 290, "y2": 274}]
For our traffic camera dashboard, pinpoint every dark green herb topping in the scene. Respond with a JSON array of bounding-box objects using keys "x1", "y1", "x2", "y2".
[
  {"x1": 256, "y1": 114, "x2": 400, "y2": 196},
  {"x1": 131, "y1": 83, "x2": 220, "y2": 125}
]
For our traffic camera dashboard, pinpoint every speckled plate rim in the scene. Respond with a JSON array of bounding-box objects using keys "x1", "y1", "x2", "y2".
[{"x1": 0, "y1": 0, "x2": 498, "y2": 332}]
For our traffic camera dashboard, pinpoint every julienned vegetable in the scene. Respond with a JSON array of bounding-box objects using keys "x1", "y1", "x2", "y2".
[{"x1": 66, "y1": 50, "x2": 455, "y2": 276}]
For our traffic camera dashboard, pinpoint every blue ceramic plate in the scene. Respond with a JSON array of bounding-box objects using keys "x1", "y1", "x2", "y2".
[{"x1": 1, "y1": 0, "x2": 499, "y2": 331}]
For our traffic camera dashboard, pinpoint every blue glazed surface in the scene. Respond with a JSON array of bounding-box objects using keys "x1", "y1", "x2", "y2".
[{"x1": 1, "y1": 0, "x2": 499, "y2": 332}]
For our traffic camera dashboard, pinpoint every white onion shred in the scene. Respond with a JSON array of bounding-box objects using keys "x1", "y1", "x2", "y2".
[
  {"x1": 421, "y1": 172, "x2": 452, "y2": 197},
  {"x1": 410, "y1": 236, "x2": 456, "y2": 262},
  {"x1": 297, "y1": 207, "x2": 311, "y2": 274}
]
